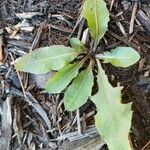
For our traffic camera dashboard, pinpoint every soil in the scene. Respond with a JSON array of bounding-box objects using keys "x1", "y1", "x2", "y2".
[{"x1": 0, "y1": 0, "x2": 150, "y2": 150}]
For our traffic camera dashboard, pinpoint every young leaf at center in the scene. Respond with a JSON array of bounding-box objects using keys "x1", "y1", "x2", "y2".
[
  {"x1": 70, "y1": 38, "x2": 85, "y2": 52},
  {"x1": 82, "y1": 0, "x2": 109, "y2": 45},
  {"x1": 64, "y1": 61, "x2": 94, "y2": 111},
  {"x1": 91, "y1": 60, "x2": 132, "y2": 150}
]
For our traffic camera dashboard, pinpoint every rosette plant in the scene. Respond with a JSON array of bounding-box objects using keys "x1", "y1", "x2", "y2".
[{"x1": 15, "y1": 0, "x2": 140, "y2": 149}]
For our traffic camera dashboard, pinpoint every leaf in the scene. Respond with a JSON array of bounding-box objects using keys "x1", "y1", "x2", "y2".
[
  {"x1": 82, "y1": 0, "x2": 109, "y2": 43},
  {"x1": 15, "y1": 45, "x2": 80, "y2": 74},
  {"x1": 45, "y1": 59, "x2": 85, "y2": 93},
  {"x1": 64, "y1": 62, "x2": 94, "y2": 111},
  {"x1": 97, "y1": 47, "x2": 140, "y2": 67},
  {"x1": 70, "y1": 38, "x2": 85, "y2": 52},
  {"x1": 91, "y1": 60, "x2": 132, "y2": 150}
]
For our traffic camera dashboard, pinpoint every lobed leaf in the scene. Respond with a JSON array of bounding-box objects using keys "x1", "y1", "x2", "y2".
[
  {"x1": 91, "y1": 60, "x2": 132, "y2": 150},
  {"x1": 70, "y1": 38, "x2": 85, "y2": 52},
  {"x1": 64, "y1": 62, "x2": 94, "y2": 111},
  {"x1": 45, "y1": 59, "x2": 85, "y2": 93},
  {"x1": 82, "y1": 0, "x2": 109, "y2": 44},
  {"x1": 15, "y1": 45, "x2": 80, "y2": 74},
  {"x1": 96, "y1": 47, "x2": 140, "y2": 67}
]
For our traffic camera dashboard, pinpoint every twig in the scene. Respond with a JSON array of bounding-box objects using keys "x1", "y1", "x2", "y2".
[
  {"x1": 30, "y1": 22, "x2": 46, "y2": 51},
  {"x1": 51, "y1": 14, "x2": 74, "y2": 28},
  {"x1": 77, "y1": 109, "x2": 82, "y2": 134},
  {"x1": 50, "y1": 24, "x2": 72, "y2": 34},
  {"x1": 129, "y1": 2, "x2": 138, "y2": 34},
  {"x1": 141, "y1": 140, "x2": 150, "y2": 150},
  {"x1": 10, "y1": 52, "x2": 27, "y2": 98},
  {"x1": 108, "y1": 30, "x2": 141, "y2": 51},
  {"x1": 13, "y1": 102, "x2": 23, "y2": 144},
  {"x1": 110, "y1": 0, "x2": 115, "y2": 11},
  {"x1": 66, "y1": 14, "x2": 83, "y2": 45},
  {"x1": 116, "y1": 22, "x2": 127, "y2": 37},
  {"x1": 128, "y1": 26, "x2": 140, "y2": 42}
]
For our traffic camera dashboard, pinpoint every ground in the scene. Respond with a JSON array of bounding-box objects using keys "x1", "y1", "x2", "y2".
[{"x1": 0, "y1": 0, "x2": 150, "y2": 150}]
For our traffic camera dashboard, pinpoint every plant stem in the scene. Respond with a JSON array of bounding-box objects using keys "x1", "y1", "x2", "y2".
[
  {"x1": 93, "y1": 40, "x2": 99, "y2": 52},
  {"x1": 95, "y1": 54, "x2": 104, "y2": 59}
]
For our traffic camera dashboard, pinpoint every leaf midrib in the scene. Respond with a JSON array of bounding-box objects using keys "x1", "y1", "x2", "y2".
[
  {"x1": 94, "y1": 0, "x2": 99, "y2": 39},
  {"x1": 98, "y1": 62, "x2": 118, "y2": 144},
  {"x1": 49, "y1": 60, "x2": 84, "y2": 91},
  {"x1": 70, "y1": 66, "x2": 91, "y2": 107},
  {"x1": 24, "y1": 51, "x2": 79, "y2": 67},
  {"x1": 102, "y1": 56, "x2": 135, "y2": 59}
]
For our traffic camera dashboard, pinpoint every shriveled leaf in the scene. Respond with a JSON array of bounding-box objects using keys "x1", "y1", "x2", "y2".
[
  {"x1": 91, "y1": 60, "x2": 132, "y2": 150},
  {"x1": 15, "y1": 45, "x2": 80, "y2": 74},
  {"x1": 10, "y1": 88, "x2": 51, "y2": 129},
  {"x1": 64, "y1": 62, "x2": 94, "y2": 111},
  {"x1": 45, "y1": 59, "x2": 85, "y2": 93},
  {"x1": 70, "y1": 38, "x2": 85, "y2": 52},
  {"x1": 82, "y1": 0, "x2": 109, "y2": 43},
  {"x1": 97, "y1": 47, "x2": 140, "y2": 67},
  {"x1": 25, "y1": 92, "x2": 51, "y2": 129}
]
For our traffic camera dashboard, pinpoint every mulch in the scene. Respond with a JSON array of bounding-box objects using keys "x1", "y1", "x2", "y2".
[{"x1": 0, "y1": 0, "x2": 150, "y2": 150}]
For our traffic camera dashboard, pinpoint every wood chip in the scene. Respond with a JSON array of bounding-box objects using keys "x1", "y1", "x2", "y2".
[
  {"x1": 75, "y1": 137, "x2": 105, "y2": 150},
  {"x1": 55, "y1": 127, "x2": 98, "y2": 141},
  {"x1": 0, "y1": 28, "x2": 4, "y2": 62},
  {"x1": 13, "y1": 103, "x2": 23, "y2": 144},
  {"x1": 15, "y1": 12, "x2": 43, "y2": 19},
  {"x1": 137, "y1": 10, "x2": 150, "y2": 33},
  {"x1": 0, "y1": 96, "x2": 12, "y2": 150}
]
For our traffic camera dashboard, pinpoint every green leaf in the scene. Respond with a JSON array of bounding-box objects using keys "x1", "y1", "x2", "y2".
[
  {"x1": 96, "y1": 47, "x2": 140, "y2": 67},
  {"x1": 91, "y1": 60, "x2": 132, "y2": 150},
  {"x1": 64, "y1": 62, "x2": 94, "y2": 111},
  {"x1": 15, "y1": 45, "x2": 80, "y2": 74},
  {"x1": 70, "y1": 38, "x2": 85, "y2": 52},
  {"x1": 45, "y1": 59, "x2": 85, "y2": 93},
  {"x1": 82, "y1": 0, "x2": 109, "y2": 43}
]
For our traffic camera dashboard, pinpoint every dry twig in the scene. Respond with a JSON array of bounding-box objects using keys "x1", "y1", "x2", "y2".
[{"x1": 129, "y1": 2, "x2": 138, "y2": 34}]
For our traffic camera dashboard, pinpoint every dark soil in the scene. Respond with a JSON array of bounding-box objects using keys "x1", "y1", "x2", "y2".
[{"x1": 0, "y1": 0, "x2": 150, "y2": 150}]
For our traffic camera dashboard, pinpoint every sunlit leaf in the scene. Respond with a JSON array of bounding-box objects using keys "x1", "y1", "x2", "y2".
[
  {"x1": 15, "y1": 45, "x2": 80, "y2": 74},
  {"x1": 82, "y1": 0, "x2": 109, "y2": 43},
  {"x1": 45, "y1": 59, "x2": 85, "y2": 93},
  {"x1": 64, "y1": 62, "x2": 94, "y2": 111},
  {"x1": 96, "y1": 47, "x2": 140, "y2": 67},
  {"x1": 91, "y1": 60, "x2": 132, "y2": 150},
  {"x1": 70, "y1": 38, "x2": 85, "y2": 52}
]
